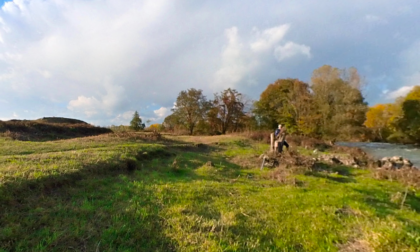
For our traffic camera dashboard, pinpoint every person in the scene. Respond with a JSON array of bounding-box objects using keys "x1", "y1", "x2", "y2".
[{"x1": 274, "y1": 124, "x2": 289, "y2": 153}]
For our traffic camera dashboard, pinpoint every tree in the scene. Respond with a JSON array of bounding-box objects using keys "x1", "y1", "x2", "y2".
[
  {"x1": 253, "y1": 79, "x2": 314, "y2": 134},
  {"x1": 130, "y1": 111, "x2": 145, "y2": 131},
  {"x1": 211, "y1": 88, "x2": 245, "y2": 134},
  {"x1": 163, "y1": 113, "x2": 180, "y2": 132},
  {"x1": 311, "y1": 65, "x2": 367, "y2": 139},
  {"x1": 148, "y1": 123, "x2": 163, "y2": 131},
  {"x1": 172, "y1": 88, "x2": 210, "y2": 135},
  {"x1": 364, "y1": 104, "x2": 394, "y2": 141},
  {"x1": 395, "y1": 86, "x2": 420, "y2": 142}
]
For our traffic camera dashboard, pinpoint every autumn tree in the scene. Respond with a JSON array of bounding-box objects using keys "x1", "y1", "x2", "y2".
[
  {"x1": 206, "y1": 106, "x2": 222, "y2": 134},
  {"x1": 253, "y1": 78, "x2": 314, "y2": 134},
  {"x1": 364, "y1": 104, "x2": 395, "y2": 141},
  {"x1": 130, "y1": 111, "x2": 145, "y2": 131},
  {"x1": 171, "y1": 88, "x2": 210, "y2": 135},
  {"x1": 163, "y1": 113, "x2": 180, "y2": 132},
  {"x1": 396, "y1": 86, "x2": 420, "y2": 142},
  {"x1": 211, "y1": 88, "x2": 245, "y2": 134},
  {"x1": 311, "y1": 65, "x2": 368, "y2": 139},
  {"x1": 148, "y1": 123, "x2": 163, "y2": 131}
]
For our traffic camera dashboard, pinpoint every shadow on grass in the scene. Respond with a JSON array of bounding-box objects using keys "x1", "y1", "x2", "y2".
[
  {"x1": 353, "y1": 187, "x2": 420, "y2": 217},
  {"x1": 0, "y1": 162, "x2": 177, "y2": 251},
  {"x1": 307, "y1": 172, "x2": 357, "y2": 183},
  {"x1": 352, "y1": 187, "x2": 420, "y2": 246},
  {"x1": 305, "y1": 163, "x2": 357, "y2": 183},
  {"x1": 0, "y1": 139, "x2": 243, "y2": 251}
]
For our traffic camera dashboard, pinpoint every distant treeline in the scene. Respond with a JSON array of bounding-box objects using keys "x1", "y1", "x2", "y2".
[
  {"x1": 365, "y1": 86, "x2": 420, "y2": 144},
  {"x1": 157, "y1": 65, "x2": 419, "y2": 143},
  {"x1": 162, "y1": 65, "x2": 366, "y2": 140}
]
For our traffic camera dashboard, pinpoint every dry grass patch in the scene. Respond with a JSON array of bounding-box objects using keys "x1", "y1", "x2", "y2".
[
  {"x1": 373, "y1": 167, "x2": 420, "y2": 189},
  {"x1": 338, "y1": 239, "x2": 372, "y2": 252}
]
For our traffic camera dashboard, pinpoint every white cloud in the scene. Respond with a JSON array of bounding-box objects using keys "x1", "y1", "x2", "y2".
[
  {"x1": 154, "y1": 107, "x2": 171, "y2": 119},
  {"x1": 212, "y1": 24, "x2": 310, "y2": 90},
  {"x1": 399, "y1": 41, "x2": 420, "y2": 86},
  {"x1": 0, "y1": 0, "x2": 419, "y2": 124},
  {"x1": 110, "y1": 110, "x2": 135, "y2": 125},
  {"x1": 274, "y1": 42, "x2": 311, "y2": 61},
  {"x1": 67, "y1": 96, "x2": 101, "y2": 117},
  {"x1": 0, "y1": 0, "x2": 170, "y2": 98},
  {"x1": 250, "y1": 24, "x2": 290, "y2": 52},
  {"x1": 213, "y1": 27, "x2": 248, "y2": 90},
  {"x1": 67, "y1": 82, "x2": 126, "y2": 117},
  {"x1": 386, "y1": 85, "x2": 415, "y2": 100}
]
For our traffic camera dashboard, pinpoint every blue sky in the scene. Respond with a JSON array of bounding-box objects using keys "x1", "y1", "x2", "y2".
[{"x1": 1, "y1": 0, "x2": 419, "y2": 126}]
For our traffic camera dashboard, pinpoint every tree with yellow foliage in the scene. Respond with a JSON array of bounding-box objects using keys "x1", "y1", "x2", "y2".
[
  {"x1": 364, "y1": 104, "x2": 395, "y2": 141},
  {"x1": 148, "y1": 123, "x2": 163, "y2": 131}
]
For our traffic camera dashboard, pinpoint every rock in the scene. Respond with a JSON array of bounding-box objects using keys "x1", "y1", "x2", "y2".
[
  {"x1": 331, "y1": 157, "x2": 342, "y2": 164},
  {"x1": 390, "y1": 156, "x2": 403, "y2": 162},
  {"x1": 403, "y1": 159, "x2": 413, "y2": 167},
  {"x1": 377, "y1": 156, "x2": 413, "y2": 170},
  {"x1": 341, "y1": 157, "x2": 358, "y2": 166}
]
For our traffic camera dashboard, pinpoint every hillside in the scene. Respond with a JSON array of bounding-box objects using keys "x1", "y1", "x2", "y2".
[
  {"x1": 0, "y1": 117, "x2": 112, "y2": 141},
  {"x1": 1, "y1": 133, "x2": 419, "y2": 251}
]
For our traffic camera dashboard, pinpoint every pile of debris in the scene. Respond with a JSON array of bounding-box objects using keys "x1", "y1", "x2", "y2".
[
  {"x1": 259, "y1": 151, "x2": 316, "y2": 169},
  {"x1": 258, "y1": 151, "x2": 369, "y2": 170},
  {"x1": 314, "y1": 154, "x2": 362, "y2": 168},
  {"x1": 258, "y1": 149, "x2": 417, "y2": 172},
  {"x1": 376, "y1": 156, "x2": 413, "y2": 170}
]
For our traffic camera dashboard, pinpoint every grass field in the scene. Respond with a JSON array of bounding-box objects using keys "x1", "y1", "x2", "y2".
[{"x1": 1, "y1": 133, "x2": 420, "y2": 251}]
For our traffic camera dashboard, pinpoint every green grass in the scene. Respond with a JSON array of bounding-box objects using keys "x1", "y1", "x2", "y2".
[{"x1": 1, "y1": 134, "x2": 420, "y2": 251}]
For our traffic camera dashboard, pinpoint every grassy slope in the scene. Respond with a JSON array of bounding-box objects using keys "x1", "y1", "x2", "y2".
[
  {"x1": 1, "y1": 134, "x2": 420, "y2": 251},
  {"x1": 0, "y1": 119, "x2": 112, "y2": 141}
]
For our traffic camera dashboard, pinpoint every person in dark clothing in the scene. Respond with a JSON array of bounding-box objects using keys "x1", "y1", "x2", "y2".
[{"x1": 274, "y1": 124, "x2": 289, "y2": 153}]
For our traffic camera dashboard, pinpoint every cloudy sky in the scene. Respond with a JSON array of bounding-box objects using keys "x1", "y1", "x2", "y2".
[{"x1": 0, "y1": 0, "x2": 419, "y2": 126}]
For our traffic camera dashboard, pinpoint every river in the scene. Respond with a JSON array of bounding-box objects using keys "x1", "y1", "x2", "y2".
[{"x1": 336, "y1": 142, "x2": 420, "y2": 168}]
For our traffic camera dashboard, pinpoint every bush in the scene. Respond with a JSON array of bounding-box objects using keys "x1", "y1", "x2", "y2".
[
  {"x1": 248, "y1": 131, "x2": 270, "y2": 142},
  {"x1": 387, "y1": 132, "x2": 412, "y2": 144}
]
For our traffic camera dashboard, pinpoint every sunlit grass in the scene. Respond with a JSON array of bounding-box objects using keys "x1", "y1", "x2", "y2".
[{"x1": 1, "y1": 134, "x2": 420, "y2": 251}]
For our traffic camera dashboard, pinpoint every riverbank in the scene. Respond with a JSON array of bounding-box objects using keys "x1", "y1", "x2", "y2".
[
  {"x1": 1, "y1": 133, "x2": 420, "y2": 251},
  {"x1": 336, "y1": 141, "x2": 420, "y2": 168}
]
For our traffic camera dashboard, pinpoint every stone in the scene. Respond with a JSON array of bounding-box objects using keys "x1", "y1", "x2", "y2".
[
  {"x1": 390, "y1": 156, "x2": 403, "y2": 162},
  {"x1": 403, "y1": 159, "x2": 413, "y2": 167},
  {"x1": 377, "y1": 156, "x2": 414, "y2": 170}
]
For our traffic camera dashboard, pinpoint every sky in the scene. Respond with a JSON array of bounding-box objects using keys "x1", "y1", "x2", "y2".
[{"x1": 0, "y1": 0, "x2": 419, "y2": 126}]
